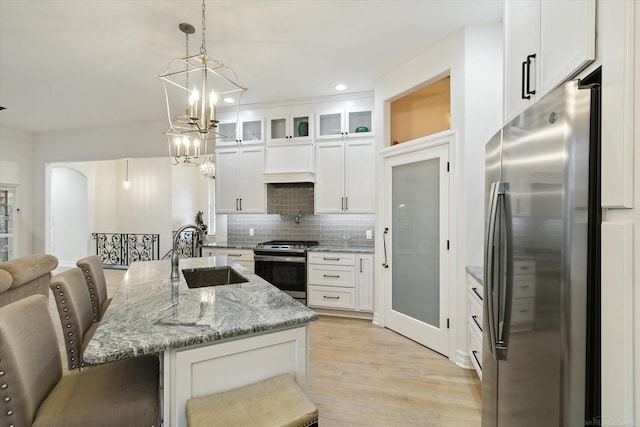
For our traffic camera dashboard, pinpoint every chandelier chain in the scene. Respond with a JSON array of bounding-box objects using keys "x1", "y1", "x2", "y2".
[
  {"x1": 185, "y1": 30, "x2": 190, "y2": 110},
  {"x1": 200, "y1": 0, "x2": 206, "y2": 55}
]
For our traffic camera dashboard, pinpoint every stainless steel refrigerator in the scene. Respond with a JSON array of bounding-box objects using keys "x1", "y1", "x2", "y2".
[{"x1": 482, "y1": 78, "x2": 600, "y2": 426}]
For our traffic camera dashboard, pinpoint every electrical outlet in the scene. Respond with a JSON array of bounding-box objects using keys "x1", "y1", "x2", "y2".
[
  {"x1": 249, "y1": 228, "x2": 254, "y2": 236},
  {"x1": 366, "y1": 230, "x2": 372, "y2": 239}
]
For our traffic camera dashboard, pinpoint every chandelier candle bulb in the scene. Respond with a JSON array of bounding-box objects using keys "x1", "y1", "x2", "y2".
[
  {"x1": 190, "y1": 89, "x2": 199, "y2": 120},
  {"x1": 209, "y1": 91, "x2": 217, "y2": 123}
]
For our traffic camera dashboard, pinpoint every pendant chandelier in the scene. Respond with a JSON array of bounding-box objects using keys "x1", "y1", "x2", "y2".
[
  {"x1": 200, "y1": 156, "x2": 216, "y2": 179},
  {"x1": 156, "y1": 0, "x2": 247, "y2": 167}
]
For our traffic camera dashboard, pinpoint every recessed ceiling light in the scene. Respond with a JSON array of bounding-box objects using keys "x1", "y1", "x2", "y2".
[
  {"x1": 224, "y1": 97, "x2": 234, "y2": 103},
  {"x1": 335, "y1": 84, "x2": 347, "y2": 91}
]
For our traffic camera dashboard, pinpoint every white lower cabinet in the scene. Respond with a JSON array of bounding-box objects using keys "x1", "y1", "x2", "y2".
[
  {"x1": 467, "y1": 271, "x2": 483, "y2": 379},
  {"x1": 307, "y1": 251, "x2": 373, "y2": 314},
  {"x1": 202, "y1": 248, "x2": 254, "y2": 273}
]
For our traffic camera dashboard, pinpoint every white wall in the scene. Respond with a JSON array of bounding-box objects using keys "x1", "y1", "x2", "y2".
[
  {"x1": 32, "y1": 120, "x2": 168, "y2": 254},
  {"x1": 0, "y1": 127, "x2": 34, "y2": 257},
  {"x1": 374, "y1": 23, "x2": 503, "y2": 368},
  {"x1": 45, "y1": 156, "x2": 209, "y2": 261}
]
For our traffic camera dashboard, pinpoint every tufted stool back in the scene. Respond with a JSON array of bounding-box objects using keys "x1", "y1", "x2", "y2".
[
  {"x1": 76, "y1": 255, "x2": 109, "y2": 323},
  {"x1": 0, "y1": 295, "x2": 62, "y2": 427},
  {"x1": 49, "y1": 268, "x2": 98, "y2": 370}
]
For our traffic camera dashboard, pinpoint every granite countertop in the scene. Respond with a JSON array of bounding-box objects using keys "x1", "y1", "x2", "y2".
[
  {"x1": 83, "y1": 257, "x2": 318, "y2": 365},
  {"x1": 466, "y1": 266, "x2": 483, "y2": 284},
  {"x1": 310, "y1": 245, "x2": 375, "y2": 254},
  {"x1": 201, "y1": 241, "x2": 256, "y2": 249}
]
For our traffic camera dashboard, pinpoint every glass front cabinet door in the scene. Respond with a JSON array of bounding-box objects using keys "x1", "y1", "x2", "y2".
[
  {"x1": 267, "y1": 108, "x2": 313, "y2": 144},
  {"x1": 316, "y1": 107, "x2": 373, "y2": 140},
  {"x1": 215, "y1": 114, "x2": 264, "y2": 146}
]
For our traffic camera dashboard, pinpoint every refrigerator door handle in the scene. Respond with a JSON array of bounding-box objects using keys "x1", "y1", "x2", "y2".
[
  {"x1": 485, "y1": 181, "x2": 513, "y2": 361},
  {"x1": 484, "y1": 182, "x2": 500, "y2": 357},
  {"x1": 494, "y1": 182, "x2": 513, "y2": 361}
]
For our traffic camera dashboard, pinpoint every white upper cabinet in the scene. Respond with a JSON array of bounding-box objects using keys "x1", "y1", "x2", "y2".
[
  {"x1": 315, "y1": 139, "x2": 375, "y2": 214},
  {"x1": 266, "y1": 107, "x2": 313, "y2": 144},
  {"x1": 503, "y1": 0, "x2": 596, "y2": 123},
  {"x1": 600, "y1": 0, "x2": 635, "y2": 208},
  {"x1": 215, "y1": 146, "x2": 266, "y2": 213},
  {"x1": 215, "y1": 112, "x2": 264, "y2": 146},
  {"x1": 316, "y1": 101, "x2": 373, "y2": 141}
]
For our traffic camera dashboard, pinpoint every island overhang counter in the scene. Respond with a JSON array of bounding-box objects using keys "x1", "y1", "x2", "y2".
[{"x1": 83, "y1": 256, "x2": 318, "y2": 427}]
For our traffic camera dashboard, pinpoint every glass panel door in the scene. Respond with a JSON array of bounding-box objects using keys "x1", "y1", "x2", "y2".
[
  {"x1": 383, "y1": 141, "x2": 450, "y2": 356},
  {"x1": 391, "y1": 158, "x2": 440, "y2": 327}
]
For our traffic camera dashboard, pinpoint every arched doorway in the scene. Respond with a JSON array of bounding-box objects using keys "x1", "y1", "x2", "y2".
[{"x1": 51, "y1": 167, "x2": 89, "y2": 267}]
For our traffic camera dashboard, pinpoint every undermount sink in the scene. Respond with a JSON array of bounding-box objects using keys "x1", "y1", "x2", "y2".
[{"x1": 182, "y1": 266, "x2": 249, "y2": 289}]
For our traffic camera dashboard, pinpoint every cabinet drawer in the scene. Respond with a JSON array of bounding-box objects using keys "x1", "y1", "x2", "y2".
[
  {"x1": 308, "y1": 285, "x2": 356, "y2": 310},
  {"x1": 308, "y1": 252, "x2": 355, "y2": 266},
  {"x1": 513, "y1": 274, "x2": 535, "y2": 298},
  {"x1": 468, "y1": 293, "x2": 483, "y2": 334},
  {"x1": 202, "y1": 249, "x2": 216, "y2": 257},
  {"x1": 467, "y1": 277, "x2": 484, "y2": 305},
  {"x1": 467, "y1": 322, "x2": 482, "y2": 378},
  {"x1": 514, "y1": 260, "x2": 535, "y2": 275},
  {"x1": 512, "y1": 298, "x2": 535, "y2": 324},
  {"x1": 308, "y1": 265, "x2": 355, "y2": 287},
  {"x1": 214, "y1": 249, "x2": 254, "y2": 261}
]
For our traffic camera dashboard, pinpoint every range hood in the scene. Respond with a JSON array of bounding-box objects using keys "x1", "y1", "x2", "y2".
[
  {"x1": 263, "y1": 144, "x2": 315, "y2": 183},
  {"x1": 263, "y1": 171, "x2": 315, "y2": 183}
]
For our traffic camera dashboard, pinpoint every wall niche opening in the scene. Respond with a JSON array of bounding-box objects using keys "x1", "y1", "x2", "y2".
[{"x1": 390, "y1": 75, "x2": 450, "y2": 145}]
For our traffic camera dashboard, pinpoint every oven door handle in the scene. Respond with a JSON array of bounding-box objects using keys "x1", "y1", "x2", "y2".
[{"x1": 254, "y1": 255, "x2": 306, "y2": 263}]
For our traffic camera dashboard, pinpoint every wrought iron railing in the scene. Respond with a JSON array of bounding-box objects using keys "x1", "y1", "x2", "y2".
[
  {"x1": 92, "y1": 233, "x2": 160, "y2": 267},
  {"x1": 173, "y1": 230, "x2": 200, "y2": 258}
]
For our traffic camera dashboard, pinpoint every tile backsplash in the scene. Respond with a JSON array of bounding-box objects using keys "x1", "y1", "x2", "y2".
[
  {"x1": 227, "y1": 183, "x2": 374, "y2": 247},
  {"x1": 266, "y1": 183, "x2": 314, "y2": 216},
  {"x1": 228, "y1": 214, "x2": 375, "y2": 247}
]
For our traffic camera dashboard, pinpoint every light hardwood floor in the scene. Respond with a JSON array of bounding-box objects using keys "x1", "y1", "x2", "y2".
[
  {"x1": 49, "y1": 267, "x2": 481, "y2": 425},
  {"x1": 309, "y1": 315, "x2": 481, "y2": 426}
]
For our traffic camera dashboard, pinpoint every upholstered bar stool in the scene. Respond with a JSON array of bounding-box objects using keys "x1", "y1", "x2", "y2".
[
  {"x1": 76, "y1": 255, "x2": 111, "y2": 322},
  {"x1": 0, "y1": 295, "x2": 160, "y2": 427},
  {"x1": 0, "y1": 253, "x2": 58, "y2": 308},
  {"x1": 49, "y1": 268, "x2": 100, "y2": 370},
  {"x1": 185, "y1": 374, "x2": 319, "y2": 427}
]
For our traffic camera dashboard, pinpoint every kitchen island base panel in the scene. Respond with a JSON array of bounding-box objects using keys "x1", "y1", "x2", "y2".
[
  {"x1": 164, "y1": 326, "x2": 309, "y2": 427},
  {"x1": 311, "y1": 306, "x2": 374, "y2": 320}
]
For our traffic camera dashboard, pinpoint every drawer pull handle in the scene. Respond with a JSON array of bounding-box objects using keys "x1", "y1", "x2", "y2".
[
  {"x1": 323, "y1": 257, "x2": 340, "y2": 261},
  {"x1": 472, "y1": 315, "x2": 483, "y2": 332},
  {"x1": 323, "y1": 295, "x2": 340, "y2": 299},
  {"x1": 472, "y1": 287, "x2": 483, "y2": 301},
  {"x1": 520, "y1": 309, "x2": 529, "y2": 313},
  {"x1": 323, "y1": 274, "x2": 340, "y2": 278},
  {"x1": 472, "y1": 350, "x2": 482, "y2": 370},
  {"x1": 228, "y1": 254, "x2": 242, "y2": 257}
]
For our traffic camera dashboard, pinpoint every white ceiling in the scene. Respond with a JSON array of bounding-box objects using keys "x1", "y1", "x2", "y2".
[{"x1": 0, "y1": 0, "x2": 502, "y2": 134}]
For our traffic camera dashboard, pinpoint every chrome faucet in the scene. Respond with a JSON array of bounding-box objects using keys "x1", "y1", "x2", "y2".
[{"x1": 171, "y1": 224, "x2": 205, "y2": 280}]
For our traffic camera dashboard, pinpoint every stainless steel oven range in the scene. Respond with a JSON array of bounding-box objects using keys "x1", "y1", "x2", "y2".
[{"x1": 254, "y1": 240, "x2": 319, "y2": 305}]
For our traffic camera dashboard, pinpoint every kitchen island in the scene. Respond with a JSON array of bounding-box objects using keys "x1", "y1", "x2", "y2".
[{"x1": 84, "y1": 256, "x2": 318, "y2": 427}]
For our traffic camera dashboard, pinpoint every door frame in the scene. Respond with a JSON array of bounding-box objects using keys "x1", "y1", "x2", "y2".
[{"x1": 376, "y1": 131, "x2": 459, "y2": 359}]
